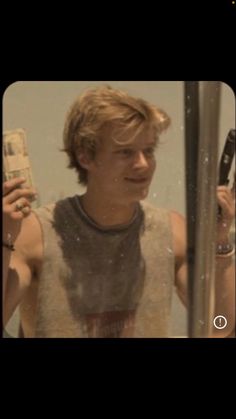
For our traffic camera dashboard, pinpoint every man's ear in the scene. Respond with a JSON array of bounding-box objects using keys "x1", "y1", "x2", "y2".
[{"x1": 77, "y1": 151, "x2": 92, "y2": 169}]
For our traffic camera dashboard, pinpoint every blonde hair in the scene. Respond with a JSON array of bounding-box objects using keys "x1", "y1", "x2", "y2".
[{"x1": 62, "y1": 85, "x2": 170, "y2": 185}]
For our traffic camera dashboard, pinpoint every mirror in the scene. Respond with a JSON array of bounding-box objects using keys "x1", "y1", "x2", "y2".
[{"x1": 3, "y1": 81, "x2": 235, "y2": 338}]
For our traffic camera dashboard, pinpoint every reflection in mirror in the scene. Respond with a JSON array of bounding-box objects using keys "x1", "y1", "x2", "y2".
[{"x1": 2, "y1": 81, "x2": 235, "y2": 338}]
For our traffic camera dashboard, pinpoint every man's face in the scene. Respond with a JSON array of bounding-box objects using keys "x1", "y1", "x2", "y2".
[{"x1": 87, "y1": 124, "x2": 157, "y2": 205}]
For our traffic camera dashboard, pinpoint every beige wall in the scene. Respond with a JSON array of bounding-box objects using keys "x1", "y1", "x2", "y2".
[{"x1": 3, "y1": 81, "x2": 235, "y2": 337}]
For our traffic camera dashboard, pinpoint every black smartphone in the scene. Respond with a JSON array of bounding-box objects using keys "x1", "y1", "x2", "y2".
[{"x1": 217, "y1": 129, "x2": 235, "y2": 217}]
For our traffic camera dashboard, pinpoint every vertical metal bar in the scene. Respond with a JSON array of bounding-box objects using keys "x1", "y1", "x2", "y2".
[
  {"x1": 192, "y1": 81, "x2": 221, "y2": 337},
  {"x1": 184, "y1": 81, "x2": 199, "y2": 337}
]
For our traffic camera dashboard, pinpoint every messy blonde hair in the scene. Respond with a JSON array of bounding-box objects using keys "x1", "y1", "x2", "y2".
[{"x1": 62, "y1": 85, "x2": 170, "y2": 185}]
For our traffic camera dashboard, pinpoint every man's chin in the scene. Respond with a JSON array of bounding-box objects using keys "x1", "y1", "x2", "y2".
[
  {"x1": 126, "y1": 186, "x2": 149, "y2": 202},
  {"x1": 139, "y1": 187, "x2": 149, "y2": 200}
]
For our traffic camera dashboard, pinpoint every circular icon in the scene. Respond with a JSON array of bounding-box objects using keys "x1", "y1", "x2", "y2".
[{"x1": 213, "y1": 315, "x2": 227, "y2": 329}]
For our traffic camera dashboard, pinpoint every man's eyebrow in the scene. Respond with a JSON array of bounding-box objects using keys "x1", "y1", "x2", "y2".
[
  {"x1": 111, "y1": 144, "x2": 134, "y2": 150},
  {"x1": 112, "y1": 141, "x2": 157, "y2": 150},
  {"x1": 145, "y1": 142, "x2": 158, "y2": 147}
]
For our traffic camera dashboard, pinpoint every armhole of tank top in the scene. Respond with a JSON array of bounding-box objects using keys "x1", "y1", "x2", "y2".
[
  {"x1": 31, "y1": 208, "x2": 47, "y2": 276},
  {"x1": 165, "y1": 209, "x2": 175, "y2": 256}
]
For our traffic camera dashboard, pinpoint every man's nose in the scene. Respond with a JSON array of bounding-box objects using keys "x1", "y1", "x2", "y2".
[{"x1": 133, "y1": 151, "x2": 149, "y2": 169}]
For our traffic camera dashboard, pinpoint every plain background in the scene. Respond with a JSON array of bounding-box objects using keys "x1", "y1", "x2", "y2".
[{"x1": 3, "y1": 81, "x2": 235, "y2": 337}]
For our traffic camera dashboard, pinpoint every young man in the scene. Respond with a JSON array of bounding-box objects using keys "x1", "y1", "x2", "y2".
[{"x1": 3, "y1": 85, "x2": 235, "y2": 337}]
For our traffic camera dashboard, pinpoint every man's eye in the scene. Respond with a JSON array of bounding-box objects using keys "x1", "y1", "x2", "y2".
[
  {"x1": 144, "y1": 148, "x2": 155, "y2": 156},
  {"x1": 117, "y1": 149, "x2": 133, "y2": 156}
]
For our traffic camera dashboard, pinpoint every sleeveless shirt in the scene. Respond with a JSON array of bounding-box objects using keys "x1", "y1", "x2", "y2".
[{"x1": 31, "y1": 196, "x2": 175, "y2": 337}]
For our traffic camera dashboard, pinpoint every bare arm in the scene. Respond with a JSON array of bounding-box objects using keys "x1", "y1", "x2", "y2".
[
  {"x1": 170, "y1": 196, "x2": 235, "y2": 338},
  {"x1": 213, "y1": 185, "x2": 235, "y2": 337},
  {"x1": 2, "y1": 178, "x2": 41, "y2": 327},
  {"x1": 174, "y1": 243, "x2": 235, "y2": 338},
  {"x1": 170, "y1": 210, "x2": 188, "y2": 309},
  {"x1": 3, "y1": 248, "x2": 33, "y2": 327},
  {"x1": 214, "y1": 255, "x2": 235, "y2": 337}
]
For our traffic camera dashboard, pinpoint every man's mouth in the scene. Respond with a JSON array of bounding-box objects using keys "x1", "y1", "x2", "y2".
[{"x1": 124, "y1": 177, "x2": 149, "y2": 184}]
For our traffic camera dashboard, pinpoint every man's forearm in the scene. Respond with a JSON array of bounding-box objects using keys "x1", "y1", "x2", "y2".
[
  {"x1": 3, "y1": 248, "x2": 12, "y2": 306},
  {"x1": 213, "y1": 255, "x2": 235, "y2": 337}
]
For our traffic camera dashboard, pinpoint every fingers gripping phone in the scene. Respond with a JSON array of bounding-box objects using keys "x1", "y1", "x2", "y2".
[{"x1": 217, "y1": 129, "x2": 235, "y2": 217}]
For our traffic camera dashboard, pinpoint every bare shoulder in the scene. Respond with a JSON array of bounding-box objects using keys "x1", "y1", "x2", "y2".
[
  {"x1": 169, "y1": 210, "x2": 187, "y2": 263},
  {"x1": 169, "y1": 210, "x2": 186, "y2": 229},
  {"x1": 169, "y1": 211, "x2": 188, "y2": 307}
]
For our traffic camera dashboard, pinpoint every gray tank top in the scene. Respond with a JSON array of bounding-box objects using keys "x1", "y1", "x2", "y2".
[{"x1": 32, "y1": 196, "x2": 175, "y2": 337}]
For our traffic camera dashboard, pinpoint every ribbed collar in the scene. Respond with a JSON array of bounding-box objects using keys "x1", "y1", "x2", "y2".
[{"x1": 75, "y1": 195, "x2": 141, "y2": 233}]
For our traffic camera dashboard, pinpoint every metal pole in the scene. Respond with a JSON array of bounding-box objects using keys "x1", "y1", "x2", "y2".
[
  {"x1": 192, "y1": 81, "x2": 221, "y2": 337},
  {"x1": 184, "y1": 82, "x2": 200, "y2": 337}
]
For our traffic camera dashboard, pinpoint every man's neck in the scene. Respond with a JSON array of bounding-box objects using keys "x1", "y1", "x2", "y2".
[{"x1": 80, "y1": 191, "x2": 138, "y2": 228}]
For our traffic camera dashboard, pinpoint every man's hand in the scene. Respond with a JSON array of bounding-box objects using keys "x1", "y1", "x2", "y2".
[
  {"x1": 3, "y1": 177, "x2": 37, "y2": 244},
  {"x1": 216, "y1": 183, "x2": 235, "y2": 241}
]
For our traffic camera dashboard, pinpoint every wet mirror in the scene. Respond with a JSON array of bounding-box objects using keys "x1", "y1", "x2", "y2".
[{"x1": 2, "y1": 81, "x2": 235, "y2": 338}]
